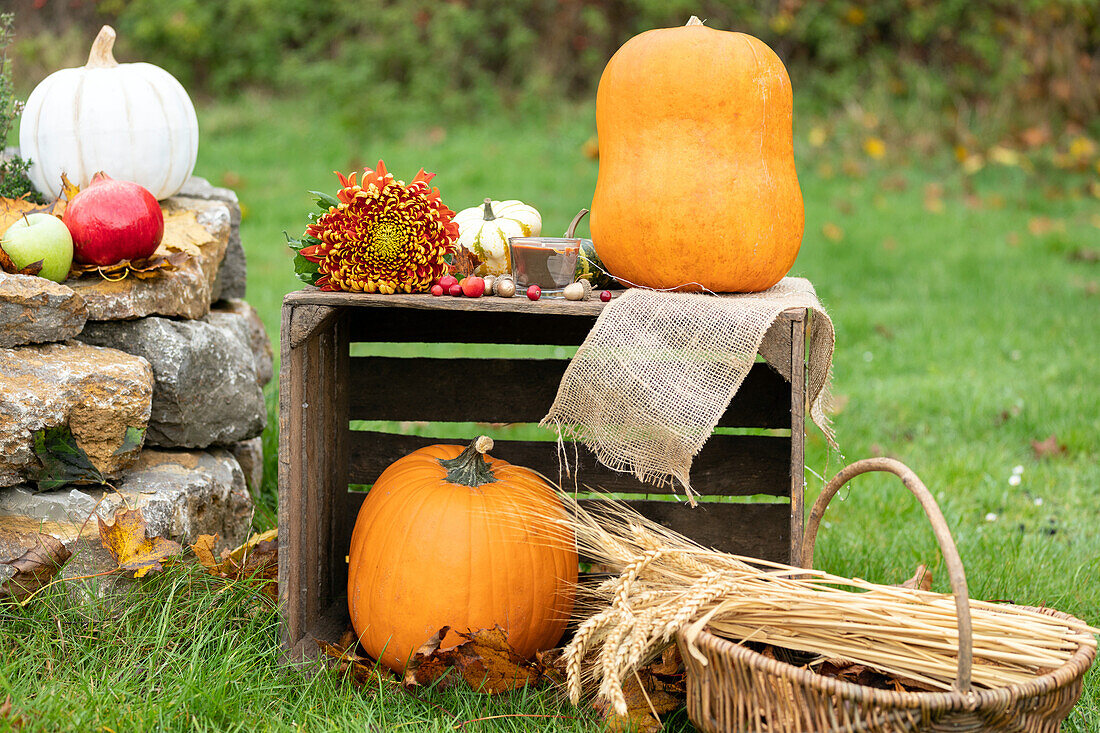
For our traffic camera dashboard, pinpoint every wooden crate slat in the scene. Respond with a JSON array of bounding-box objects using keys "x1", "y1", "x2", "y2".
[
  {"x1": 346, "y1": 430, "x2": 791, "y2": 497},
  {"x1": 579, "y1": 499, "x2": 792, "y2": 562},
  {"x1": 346, "y1": 356, "x2": 791, "y2": 426},
  {"x1": 334, "y1": 491, "x2": 790, "y2": 564},
  {"x1": 350, "y1": 307, "x2": 597, "y2": 346},
  {"x1": 347, "y1": 357, "x2": 791, "y2": 428}
]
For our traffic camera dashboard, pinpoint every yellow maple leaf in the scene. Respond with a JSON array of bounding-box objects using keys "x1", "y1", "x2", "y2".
[
  {"x1": 97, "y1": 507, "x2": 182, "y2": 578},
  {"x1": 160, "y1": 208, "x2": 215, "y2": 257}
]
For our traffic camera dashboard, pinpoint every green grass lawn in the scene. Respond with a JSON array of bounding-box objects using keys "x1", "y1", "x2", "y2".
[{"x1": 2, "y1": 92, "x2": 1097, "y2": 730}]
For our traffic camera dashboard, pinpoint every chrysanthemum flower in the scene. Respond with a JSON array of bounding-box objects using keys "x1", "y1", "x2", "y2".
[{"x1": 298, "y1": 161, "x2": 458, "y2": 293}]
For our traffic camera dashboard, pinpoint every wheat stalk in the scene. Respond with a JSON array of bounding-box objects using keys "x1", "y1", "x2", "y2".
[{"x1": 552, "y1": 495, "x2": 1098, "y2": 716}]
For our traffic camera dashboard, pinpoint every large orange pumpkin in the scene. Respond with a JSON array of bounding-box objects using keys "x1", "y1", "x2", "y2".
[
  {"x1": 590, "y1": 17, "x2": 804, "y2": 293},
  {"x1": 347, "y1": 436, "x2": 577, "y2": 672}
]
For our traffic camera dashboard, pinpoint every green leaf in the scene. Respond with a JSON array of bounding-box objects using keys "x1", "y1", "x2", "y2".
[
  {"x1": 293, "y1": 252, "x2": 321, "y2": 285},
  {"x1": 112, "y1": 426, "x2": 146, "y2": 457},
  {"x1": 32, "y1": 425, "x2": 106, "y2": 492},
  {"x1": 285, "y1": 232, "x2": 320, "y2": 253},
  {"x1": 309, "y1": 191, "x2": 339, "y2": 210}
]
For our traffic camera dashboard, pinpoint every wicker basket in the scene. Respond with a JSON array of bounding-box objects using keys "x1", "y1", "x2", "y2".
[{"x1": 675, "y1": 457, "x2": 1097, "y2": 733}]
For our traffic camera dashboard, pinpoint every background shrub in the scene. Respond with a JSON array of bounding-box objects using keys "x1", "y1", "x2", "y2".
[{"x1": 7, "y1": 0, "x2": 1099, "y2": 145}]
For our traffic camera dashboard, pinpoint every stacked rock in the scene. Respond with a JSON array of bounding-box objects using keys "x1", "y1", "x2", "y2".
[{"x1": 0, "y1": 177, "x2": 270, "y2": 591}]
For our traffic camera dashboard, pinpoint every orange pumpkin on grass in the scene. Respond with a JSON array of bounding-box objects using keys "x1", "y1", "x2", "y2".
[
  {"x1": 590, "y1": 17, "x2": 804, "y2": 292},
  {"x1": 347, "y1": 436, "x2": 577, "y2": 672}
]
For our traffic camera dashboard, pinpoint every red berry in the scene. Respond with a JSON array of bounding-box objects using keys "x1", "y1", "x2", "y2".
[
  {"x1": 447, "y1": 283, "x2": 462, "y2": 296},
  {"x1": 461, "y1": 276, "x2": 486, "y2": 298},
  {"x1": 430, "y1": 284, "x2": 444, "y2": 297},
  {"x1": 600, "y1": 290, "x2": 612, "y2": 302},
  {"x1": 526, "y1": 285, "x2": 541, "y2": 301},
  {"x1": 439, "y1": 274, "x2": 458, "y2": 290}
]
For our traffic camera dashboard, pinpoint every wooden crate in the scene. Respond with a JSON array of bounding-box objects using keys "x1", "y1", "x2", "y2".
[{"x1": 278, "y1": 290, "x2": 809, "y2": 655}]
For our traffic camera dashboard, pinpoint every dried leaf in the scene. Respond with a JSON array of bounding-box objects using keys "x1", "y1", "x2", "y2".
[
  {"x1": 535, "y1": 647, "x2": 568, "y2": 686},
  {"x1": 192, "y1": 529, "x2": 277, "y2": 600},
  {"x1": 68, "y1": 250, "x2": 192, "y2": 282},
  {"x1": 898, "y1": 564, "x2": 933, "y2": 591},
  {"x1": 403, "y1": 626, "x2": 541, "y2": 693},
  {"x1": 451, "y1": 246, "x2": 482, "y2": 278},
  {"x1": 0, "y1": 196, "x2": 43, "y2": 234},
  {"x1": 161, "y1": 209, "x2": 212, "y2": 256},
  {"x1": 0, "y1": 696, "x2": 25, "y2": 729},
  {"x1": 59, "y1": 171, "x2": 80, "y2": 201},
  {"x1": 0, "y1": 241, "x2": 44, "y2": 277},
  {"x1": 318, "y1": 638, "x2": 398, "y2": 689},
  {"x1": 1031, "y1": 434, "x2": 1068, "y2": 459},
  {"x1": 0, "y1": 534, "x2": 71, "y2": 603},
  {"x1": 98, "y1": 507, "x2": 182, "y2": 578},
  {"x1": 192, "y1": 534, "x2": 220, "y2": 573},
  {"x1": 594, "y1": 663, "x2": 684, "y2": 733}
]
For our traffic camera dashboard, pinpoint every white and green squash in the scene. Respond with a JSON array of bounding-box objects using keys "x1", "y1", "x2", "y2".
[{"x1": 453, "y1": 198, "x2": 541, "y2": 277}]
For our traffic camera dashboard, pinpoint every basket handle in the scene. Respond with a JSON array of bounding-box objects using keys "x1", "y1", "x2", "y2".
[{"x1": 799, "y1": 457, "x2": 973, "y2": 693}]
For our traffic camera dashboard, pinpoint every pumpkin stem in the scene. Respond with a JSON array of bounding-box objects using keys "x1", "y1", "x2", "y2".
[
  {"x1": 686, "y1": 16, "x2": 705, "y2": 26},
  {"x1": 87, "y1": 26, "x2": 120, "y2": 69},
  {"x1": 565, "y1": 208, "x2": 589, "y2": 238},
  {"x1": 481, "y1": 198, "x2": 497, "y2": 222},
  {"x1": 440, "y1": 436, "x2": 498, "y2": 487}
]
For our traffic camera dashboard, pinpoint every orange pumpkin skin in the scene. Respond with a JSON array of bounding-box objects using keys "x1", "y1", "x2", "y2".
[
  {"x1": 347, "y1": 439, "x2": 577, "y2": 672},
  {"x1": 590, "y1": 21, "x2": 804, "y2": 293}
]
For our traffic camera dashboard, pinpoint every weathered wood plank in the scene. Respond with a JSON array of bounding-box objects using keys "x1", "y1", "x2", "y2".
[
  {"x1": 288, "y1": 302, "x2": 341, "y2": 349},
  {"x1": 335, "y1": 491, "x2": 789, "y2": 563},
  {"x1": 287, "y1": 598, "x2": 351, "y2": 662},
  {"x1": 303, "y1": 326, "x2": 328, "y2": 629},
  {"x1": 329, "y1": 316, "x2": 352, "y2": 596},
  {"x1": 788, "y1": 311, "x2": 806, "y2": 566},
  {"x1": 580, "y1": 499, "x2": 792, "y2": 562},
  {"x1": 286, "y1": 288, "x2": 609, "y2": 317},
  {"x1": 278, "y1": 304, "x2": 311, "y2": 646},
  {"x1": 346, "y1": 430, "x2": 791, "y2": 497},
  {"x1": 348, "y1": 357, "x2": 791, "y2": 428},
  {"x1": 349, "y1": 307, "x2": 598, "y2": 346}
]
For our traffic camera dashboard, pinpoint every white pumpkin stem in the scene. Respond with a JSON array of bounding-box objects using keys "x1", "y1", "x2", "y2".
[
  {"x1": 86, "y1": 26, "x2": 119, "y2": 69},
  {"x1": 474, "y1": 436, "x2": 494, "y2": 455},
  {"x1": 481, "y1": 198, "x2": 496, "y2": 222},
  {"x1": 686, "y1": 16, "x2": 705, "y2": 26}
]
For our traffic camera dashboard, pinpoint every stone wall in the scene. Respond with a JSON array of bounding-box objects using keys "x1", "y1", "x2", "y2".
[{"x1": 0, "y1": 177, "x2": 271, "y2": 591}]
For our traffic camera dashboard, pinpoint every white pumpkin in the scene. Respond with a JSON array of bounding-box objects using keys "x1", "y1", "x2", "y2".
[
  {"x1": 453, "y1": 198, "x2": 542, "y2": 276},
  {"x1": 19, "y1": 26, "x2": 199, "y2": 201}
]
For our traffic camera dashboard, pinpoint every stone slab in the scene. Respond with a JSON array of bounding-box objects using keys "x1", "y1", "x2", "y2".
[
  {"x1": 231, "y1": 436, "x2": 264, "y2": 494},
  {"x1": 0, "y1": 271, "x2": 88, "y2": 347},
  {"x1": 0, "y1": 341, "x2": 153, "y2": 487},
  {"x1": 211, "y1": 299, "x2": 273, "y2": 386},
  {"x1": 65, "y1": 196, "x2": 231, "y2": 321},
  {"x1": 179, "y1": 176, "x2": 245, "y2": 301},
  {"x1": 76, "y1": 314, "x2": 266, "y2": 449},
  {"x1": 0, "y1": 447, "x2": 253, "y2": 587}
]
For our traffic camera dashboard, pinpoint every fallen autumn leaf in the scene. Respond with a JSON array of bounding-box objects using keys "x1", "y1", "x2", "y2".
[
  {"x1": 0, "y1": 534, "x2": 72, "y2": 603},
  {"x1": 404, "y1": 626, "x2": 542, "y2": 693},
  {"x1": 98, "y1": 507, "x2": 182, "y2": 578}
]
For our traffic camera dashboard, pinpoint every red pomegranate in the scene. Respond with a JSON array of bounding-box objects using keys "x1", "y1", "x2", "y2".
[{"x1": 63, "y1": 172, "x2": 164, "y2": 265}]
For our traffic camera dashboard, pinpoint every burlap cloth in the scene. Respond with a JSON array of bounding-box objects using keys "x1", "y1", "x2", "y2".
[{"x1": 540, "y1": 277, "x2": 835, "y2": 503}]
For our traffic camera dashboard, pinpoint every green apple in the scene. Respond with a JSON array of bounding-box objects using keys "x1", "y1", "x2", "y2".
[{"x1": 1, "y1": 213, "x2": 74, "y2": 283}]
